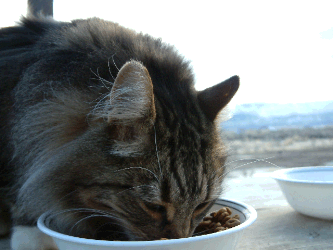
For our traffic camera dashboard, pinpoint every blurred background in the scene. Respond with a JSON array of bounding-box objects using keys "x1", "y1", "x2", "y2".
[{"x1": 1, "y1": 0, "x2": 333, "y2": 175}]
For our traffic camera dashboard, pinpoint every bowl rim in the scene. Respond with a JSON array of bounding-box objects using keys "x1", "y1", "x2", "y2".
[
  {"x1": 271, "y1": 166, "x2": 333, "y2": 185},
  {"x1": 37, "y1": 198, "x2": 257, "y2": 247}
]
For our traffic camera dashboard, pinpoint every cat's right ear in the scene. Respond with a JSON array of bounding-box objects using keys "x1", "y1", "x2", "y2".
[
  {"x1": 108, "y1": 60, "x2": 156, "y2": 125},
  {"x1": 197, "y1": 76, "x2": 239, "y2": 121}
]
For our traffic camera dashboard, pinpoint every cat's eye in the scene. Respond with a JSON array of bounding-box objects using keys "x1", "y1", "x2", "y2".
[
  {"x1": 195, "y1": 201, "x2": 210, "y2": 212},
  {"x1": 143, "y1": 202, "x2": 166, "y2": 214}
]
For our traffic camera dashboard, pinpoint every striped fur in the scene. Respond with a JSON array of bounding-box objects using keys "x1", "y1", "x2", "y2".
[{"x1": 0, "y1": 16, "x2": 238, "y2": 244}]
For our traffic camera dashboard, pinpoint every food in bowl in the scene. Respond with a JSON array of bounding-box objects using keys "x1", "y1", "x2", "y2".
[
  {"x1": 38, "y1": 198, "x2": 257, "y2": 250},
  {"x1": 157, "y1": 207, "x2": 241, "y2": 240},
  {"x1": 194, "y1": 207, "x2": 241, "y2": 236}
]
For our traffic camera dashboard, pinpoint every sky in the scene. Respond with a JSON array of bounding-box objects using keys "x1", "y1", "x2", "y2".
[{"x1": 0, "y1": 0, "x2": 332, "y2": 106}]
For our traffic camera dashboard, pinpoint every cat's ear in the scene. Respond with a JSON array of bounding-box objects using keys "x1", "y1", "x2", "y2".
[
  {"x1": 107, "y1": 60, "x2": 155, "y2": 156},
  {"x1": 197, "y1": 75, "x2": 239, "y2": 121},
  {"x1": 108, "y1": 60, "x2": 156, "y2": 125}
]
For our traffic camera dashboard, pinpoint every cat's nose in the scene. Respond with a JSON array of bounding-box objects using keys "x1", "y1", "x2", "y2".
[
  {"x1": 163, "y1": 224, "x2": 190, "y2": 239},
  {"x1": 164, "y1": 229, "x2": 182, "y2": 239}
]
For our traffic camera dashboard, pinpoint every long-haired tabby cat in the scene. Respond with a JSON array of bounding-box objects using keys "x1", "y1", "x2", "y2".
[{"x1": 0, "y1": 1, "x2": 239, "y2": 249}]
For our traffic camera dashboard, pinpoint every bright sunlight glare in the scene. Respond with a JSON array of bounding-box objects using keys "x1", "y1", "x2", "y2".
[{"x1": 1, "y1": 0, "x2": 332, "y2": 106}]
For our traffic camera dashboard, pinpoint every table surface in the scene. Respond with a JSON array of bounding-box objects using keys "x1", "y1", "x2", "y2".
[
  {"x1": 1, "y1": 167, "x2": 332, "y2": 250},
  {"x1": 222, "y1": 167, "x2": 333, "y2": 250}
]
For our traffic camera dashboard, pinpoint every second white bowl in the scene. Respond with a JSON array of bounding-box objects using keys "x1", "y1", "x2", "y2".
[{"x1": 272, "y1": 166, "x2": 333, "y2": 220}]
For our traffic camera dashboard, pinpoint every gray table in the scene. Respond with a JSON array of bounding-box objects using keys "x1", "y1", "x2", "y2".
[{"x1": 223, "y1": 167, "x2": 333, "y2": 249}]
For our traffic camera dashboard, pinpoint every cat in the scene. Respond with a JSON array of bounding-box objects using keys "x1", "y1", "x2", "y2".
[{"x1": 0, "y1": 1, "x2": 239, "y2": 249}]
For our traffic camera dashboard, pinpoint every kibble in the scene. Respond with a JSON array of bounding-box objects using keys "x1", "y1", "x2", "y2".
[
  {"x1": 193, "y1": 207, "x2": 241, "y2": 236},
  {"x1": 158, "y1": 207, "x2": 241, "y2": 240}
]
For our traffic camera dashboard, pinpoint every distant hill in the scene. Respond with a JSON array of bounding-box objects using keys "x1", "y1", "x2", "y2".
[{"x1": 222, "y1": 101, "x2": 333, "y2": 132}]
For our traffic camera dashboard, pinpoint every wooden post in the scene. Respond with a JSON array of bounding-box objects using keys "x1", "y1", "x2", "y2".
[{"x1": 27, "y1": 0, "x2": 53, "y2": 17}]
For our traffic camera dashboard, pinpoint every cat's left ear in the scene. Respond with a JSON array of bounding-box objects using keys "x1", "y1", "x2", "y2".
[
  {"x1": 108, "y1": 60, "x2": 156, "y2": 125},
  {"x1": 197, "y1": 75, "x2": 239, "y2": 121},
  {"x1": 106, "y1": 61, "x2": 155, "y2": 156}
]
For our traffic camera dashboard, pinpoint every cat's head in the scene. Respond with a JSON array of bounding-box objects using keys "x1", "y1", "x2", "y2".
[{"x1": 53, "y1": 60, "x2": 239, "y2": 241}]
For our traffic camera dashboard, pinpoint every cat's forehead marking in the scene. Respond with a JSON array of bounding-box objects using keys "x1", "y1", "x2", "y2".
[
  {"x1": 166, "y1": 166, "x2": 207, "y2": 202},
  {"x1": 161, "y1": 202, "x2": 176, "y2": 221}
]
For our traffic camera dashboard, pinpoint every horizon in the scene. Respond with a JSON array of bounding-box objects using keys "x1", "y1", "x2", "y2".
[
  {"x1": 235, "y1": 99, "x2": 333, "y2": 105},
  {"x1": 1, "y1": 0, "x2": 332, "y2": 106}
]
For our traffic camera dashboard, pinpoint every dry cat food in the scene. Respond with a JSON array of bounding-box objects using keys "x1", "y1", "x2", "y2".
[
  {"x1": 106, "y1": 207, "x2": 241, "y2": 241},
  {"x1": 193, "y1": 206, "x2": 241, "y2": 236},
  {"x1": 159, "y1": 207, "x2": 241, "y2": 240}
]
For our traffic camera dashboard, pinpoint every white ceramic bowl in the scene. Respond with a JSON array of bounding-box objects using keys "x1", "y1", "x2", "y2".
[
  {"x1": 272, "y1": 166, "x2": 333, "y2": 220},
  {"x1": 37, "y1": 198, "x2": 257, "y2": 250}
]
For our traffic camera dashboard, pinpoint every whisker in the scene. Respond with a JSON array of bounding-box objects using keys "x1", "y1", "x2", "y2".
[
  {"x1": 205, "y1": 156, "x2": 282, "y2": 196},
  {"x1": 218, "y1": 157, "x2": 280, "y2": 181},
  {"x1": 112, "y1": 54, "x2": 120, "y2": 72},
  {"x1": 69, "y1": 214, "x2": 116, "y2": 235},
  {"x1": 89, "y1": 92, "x2": 111, "y2": 117},
  {"x1": 112, "y1": 167, "x2": 160, "y2": 184},
  {"x1": 211, "y1": 156, "x2": 275, "y2": 177},
  {"x1": 97, "y1": 67, "x2": 114, "y2": 89},
  {"x1": 252, "y1": 157, "x2": 281, "y2": 168},
  {"x1": 89, "y1": 68, "x2": 113, "y2": 90},
  {"x1": 47, "y1": 208, "x2": 110, "y2": 220},
  {"x1": 114, "y1": 184, "x2": 159, "y2": 196},
  {"x1": 153, "y1": 125, "x2": 163, "y2": 179},
  {"x1": 224, "y1": 156, "x2": 275, "y2": 167},
  {"x1": 213, "y1": 156, "x2": 280, "y2": 181},
  {"x1": 45, "y1": 189, "x2": 79, "y2": 213},
  {"x1": 51, "y1": 208, "x2": 135, "y2": 240},
  {"x1": 107, "y1": 57, "x2": 116, "y2": 81},
  {"x1": 90, "y1": 77, "x2": 113, "y2": 90}
]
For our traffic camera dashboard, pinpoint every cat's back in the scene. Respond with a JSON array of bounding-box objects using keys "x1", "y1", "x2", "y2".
[
  {"x1": 0, "y1": 16, "x2": 195, "y2": 172},
  {"x1": 0, "y1": 17, "x2": 193, "y2": 105}
]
